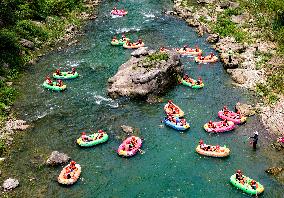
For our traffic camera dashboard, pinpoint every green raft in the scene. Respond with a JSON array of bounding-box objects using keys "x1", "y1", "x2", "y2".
[
  {"x1": 230, "y1": 174, "x2": 264, "y2": 195},
  {"x1": 77, "y1": 133, "x2": 109, "y2": 147},
  {"x1": 111, "y1": 38, "x2": 129, "y2": 46},
  {"x1": 53, "y1": 72, "x2": 79, "y2": 80},
  {"x1": 181, "y1": 79, "x2": 204, "y2": 89},
  {"x1": 42, "y1": 82, "x2": 66, "y2": 91}
]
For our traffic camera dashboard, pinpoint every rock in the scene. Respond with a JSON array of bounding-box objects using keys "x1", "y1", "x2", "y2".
[
  {"x1": 46, "y1": 151, "x2": 70, "y2": 166},
  {"x1": 0, "y1": 158, "x2": 5, "y2": 163},
  {"x1": 2, "y1": 178, "x2": 19, "y2": 191},
  {"x1": 227, "y1": 69, "x2": 247, "y2": 84},
  {"x1": 231, "y1": 13, "x2": 249, "y2": 24},
  {"x1": 146, "y1": 95, "x2": 162, "y2": 103},
  {"x1": 206, "y1": 34, "x2": 219, "y2": 43},
  {"x1": 131, "y1": 47, "x2": 149, "y2": 57},
  {"x1": 6, "y1": 82, "x2": 13, "y2": 86},
  {"x1": 19, "y1": 39, "x2": 35, "y2": 50},
  {"x1": 66, "y1": 25, "x2": 77, "y2": 33},
  {"x1": 219, "y1": 1, "x2": 230, "y2": 9},
  {"x1": 121, "y1": 125, "x2": 134, "y2": 133},
  {"x1": 186, "y1": 19, "x2": 200, "y2": 27},
  {"x1": 265, "y1": 167, "x2": 284, "y2": 175},
  {"x1": 196, "y1": 25, "x2": 204, "y2": 37},
  {"x1": 107, "y1": 50, "x2": 183, "y2": 100},
  {"x1": 235, "y1": 102, "x2": 256, "y2": 116},
  {"x1": 5, "y1": 120, "x2": 29, "y2": 131},
  {"x1": 271, "y1": 142, "x2": 284, "y2": 151},
  {"x1": 197, "y1": 0, "x2": 215, "y2": 4}
]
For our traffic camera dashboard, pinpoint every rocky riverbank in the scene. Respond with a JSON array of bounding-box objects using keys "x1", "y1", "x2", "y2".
[
  {"x1": 169, "y1": 0, "x2": 283, "y2": 137},
  {"x1": 107, "y1": 48, "x2": 183, "y2": 101}
]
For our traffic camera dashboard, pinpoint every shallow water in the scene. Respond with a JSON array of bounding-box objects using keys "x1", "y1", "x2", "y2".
[{"x1": 3, "y1": 0, "x2": 284, "y2": 197}]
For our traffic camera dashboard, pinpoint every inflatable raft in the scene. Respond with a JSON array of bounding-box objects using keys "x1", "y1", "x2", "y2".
[
  {"x1": 53, "y1": 71, "x2": 79, "y2": 80},
  {"x1": 111, "y1": 38, "x2": 129, "y2": 46},
  {"x1": 195, "y1": 55, "x2": 218, "y2": 63},
  {"x1": 196, "y1": 145, "x2": 230, "y2": 157},
  {"x1": 77, "y1": 133, "x2": 109, "y2": 147},
  {"x1": 43, "y1": 81, "x2": 66, "y2": 91},
  {"x1": 230, "y1": 174, "x2": 264, "y2": 195},
  {"x1": 176, "y1": 48, "x2": 202, "y2": 56},
  {"x1": 123, "y1": 42, "x2": 145, "y2": 49},
  {"x1": 164, "y1": 103, "x2": 184, "y2": 117},
  {"x1": 204, "y1": 121, "x2": 235, "y2": 133},
  {"x1": 58, "y1": 164, "x2": 81, "y2": 185},
  {"x1": 218, "y1": 111, "x2": 247, "y2": 124},
  {"x1": 163, "y1": 118, "x2": 190, "y2": 131},
  {"x1": 117, "y1": 136, "x2": 142, "y2": 157},
  {"x1": 181, "y1": 79, "x2": 204, "y2": 89},
  {"x1": 111, "y1": 10, "x2": 128, "y2": 16}
]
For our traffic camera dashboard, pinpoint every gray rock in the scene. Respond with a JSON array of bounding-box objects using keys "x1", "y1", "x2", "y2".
[
  {"x1": 219, "y1": 1, "x2": 231, "y2": 9},
  {"x1": 235, "y1": 102, "x2": 256, "y2": 116},
  {"x1": 131, "y1": 47, "x2": 149, "y2": 57},
  {"x1": 265, "y1": 167, "x2": 284, "y2": 175},
  {"x1": 186, "y1": 19, "x2": 200, "y2": 27},
  {"x1": 107, "y1": 50, "x2": 183, "y2": 100},
  {"x1": 46, "y1": 151, "x2": 70, "y2": 166},
  {"x1": 19, "y1": 39, "x2": 35, "y2": 50},
  {"x1": 197, "y1": 0, "x2": 215, "y2": 4},
  {"x1": 196, "y1": 25, "x2": 204, "y2": 37},
  {"x1": 206, "y1": 34, "x2": 219, "y2": 43},
  {"x1": 3, "y1": 178, "x2": 19, "y2": 191},
  {"x1": 121, "y1": 125, "x2": 134, "y2": 133}
]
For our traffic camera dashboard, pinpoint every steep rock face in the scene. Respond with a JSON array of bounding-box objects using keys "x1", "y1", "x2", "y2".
[{"x1": 107, "y1": 49, "x2": 183, "y2": 100}]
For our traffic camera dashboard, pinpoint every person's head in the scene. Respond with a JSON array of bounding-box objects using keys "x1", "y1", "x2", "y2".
[
  {"x1": 237, "y1": 169, "x2": 242, "y2": 173},
  {"x1": 199, "y1": 139, "x2": 203, "y2": 144},
  {"x1": 254, "y1": 131, "x2": 258, "y2": 135},
  {"x1": 46, "y1": 76, "x2": 51, "y2": 80},
  {"x1": 209, "y1": 120, "x2": 212, "y2": 124},
  {"x1": 56, "y1": 69, "x2": 60, "y2": 71},
  {"x1": 113, "y1": 7, "x2": 116, "y2": 9},
  {"x1": 82, "y1": 132, "x2": 86, "y2": 135},
  {"x1": 224, "y1": 119, "x2": 228, "y2": 122},
  {"x1": 168, "y1": 100, "x2": 173, "y2": 104},
  {"x1": 251, "y1": 180, "x2": 256, "y2": 184},
  {"x1": 131, "y1": 136, "x2": 136, "y2": 140},
  {"x1": 58, "y1": 80, "x2": 62, "y2": 83},
  {"x1": 223, "y1": 106, "x2": 228, "y2": 109},
  {"x1": 198, "y1": 77, "x2": 202, "y2": 80},
  {"x1": 70, "y1": 160, "x2": 76, "y2": 165},
  {"x1": 98, "y1": 129, "x2": 103, "y2": 133},
  {"x1": 72, "y1": 67, "x2": 75, "y2": 71}
]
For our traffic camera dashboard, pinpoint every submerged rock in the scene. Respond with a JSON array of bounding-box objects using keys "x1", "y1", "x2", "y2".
[
  {"x1": 46, "y1": 151, "x2": 70, "y2": 166},
  {"x1": 107, "y1": 49, "x2": 183, "y2": 100},
  {"x1": 121, "y1": 125, "x2": 134, "y2": 134},
  {"x1": 235, "y1": 102, "x2": 256, "y2": 116},
  {"x1": 2, "y1": 178, "x2": 19, "y2": 191},
  {"x1": 265, "y1": 167, "x2": 284, "y2": 175}
]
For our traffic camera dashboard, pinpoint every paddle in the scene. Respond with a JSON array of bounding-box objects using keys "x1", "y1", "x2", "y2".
[{"x1": 138, "y1": 148, "x2": 145, "y2": 154}]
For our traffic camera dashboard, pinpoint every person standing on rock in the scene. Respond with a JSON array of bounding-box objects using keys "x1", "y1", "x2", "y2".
[
  {"x1": 249, "y1": 131, "x2": 259, "y2": 149},
  {"x1": 228, "y1": 48, "x2": 233, "y2": 63}
]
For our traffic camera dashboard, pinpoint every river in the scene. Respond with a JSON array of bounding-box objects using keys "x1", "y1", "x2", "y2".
[{"x1": 4, "y1": 0, "x2": 284, "y2": 197}]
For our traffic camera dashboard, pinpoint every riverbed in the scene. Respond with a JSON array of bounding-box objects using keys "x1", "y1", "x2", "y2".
[{"x1": 3, "y1": 0, "x2": 284, "y2": 197}]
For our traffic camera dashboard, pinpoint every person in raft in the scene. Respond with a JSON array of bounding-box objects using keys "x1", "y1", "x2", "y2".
[
  {"x1": 196, "y1": 77, "x2": 203, "y2": 85},
  {"x1": 251, "y1": 180, "x2": 257, "y2": 190},
  {"x1": 199, "y1": 139, "x2": 211, "y2": 151},
  {"x1": 197, "y1": 54, "x2": 204, "y2": 60},
  {"x1": 45, "y1": 76, "x2": 53, "y2": 85},
  {"x1": 81, "y1": 132, "x2": 93, "y2": 142},
  {"x1": 208, "y1": 120, "x2": 216, "y2": 128},
  {"x1": 112, "y1": 36, "x2": 117, "y2": 42},
  {"x1": 136, "y1": 38, "x2": 143, "y2": 45},
  {"x1": 126, "y1": 40, "x2": 131, "y2": 46},
  {"x1": 94, "y1": 129, "x2": 105, "y2": 140},
  {"x1": 55, "y1": 69, "x2": 61, "y2": 76},
  {"x1": 249, "y1": 131, "x2": 259, "y2": 149},
  {"x1": 195, "y1": 45, "x2": 200, "y2": 52},
  {"x1": 121, "y1": 34, "x2": 127, "y2": 41},
  {"x1": 167, "y1": 100, "x2": 179, "y2": 114},
  {"x1": 236, "y1": 170, "x2": 246, "y2": 184},
  {"x1": 209, "y1": 52, "x2": 214, "y2": 59},
  {"x1": 182, "y1": 45, "x2": 188, "y2": 51},
  {"x1": 222, "y1": 119, "x2": 229, "y2": 127},
  {"x1": 112, "y1": 7, "x2": 117, "y2": 12},
  {"x1": 223, "y1": 106, "x2": 229, "y2": 115},
  {"x1": 233, "y1": 110, "x2": 242, "y2": 119},
  {"x1": 277, "y1": 134, "x2": 284, "y2": 143},
  {"x1": 68, "y1": 67, "x2": 76, "y2": 75},
  {"x1": 56, "y1": 80, "x2": 64, "y2": 87}
]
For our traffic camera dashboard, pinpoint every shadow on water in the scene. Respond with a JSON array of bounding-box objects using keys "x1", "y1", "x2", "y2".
[{"x1": 2, "y1": 0, "x2": 283, "y2": 197}]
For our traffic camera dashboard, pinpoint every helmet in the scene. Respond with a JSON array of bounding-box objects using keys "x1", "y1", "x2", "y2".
[
  {"x1": 168, "y1": 100, "x2": 173, "y2": 103},
  {"x1": 46, "y1": 76, "x2": 51, "y2": 79},
  {"x1": 237, "y1": 170, "x2": 241, "y2": 173},
  {"x1": 254, "y1": 131, "x2": 258, "y2": 135},
  {"x1": 198, "y1": 77, "x2": 202, "y2": 80},
  {"x1": 251, "y1": 180, "x2": 256, "y2": 184},
  {"x1": 199, "y1": 139, "x2": 203, "y2": 144},
  {"x1": 209, "y1": 120, "x2": 212, "y2": 123},
  {"x1": 70, "y1": 161, "x2": 76, "y2": 165},
  {"x1": 223, "y1": 106, "x2": 227, "y2": 109},
  {"x1": 72, "y1": 67, "x2": 75, "y2": 71},
  {"x1": 132, "y1": 136, "x2": 136, "y2": 140},
  {"x1": 98, "y1": 129, "x2": 103, "y2": 133},
  {"x1": 82, "y1": 132, "x2": 86, "y2": 135}
]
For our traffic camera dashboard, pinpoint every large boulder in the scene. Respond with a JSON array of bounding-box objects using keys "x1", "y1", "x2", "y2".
[
  {"x1": 206, "y1": 34, "x2": 219, "y2": 43},
  {"x1": 235, "y1": 102, "x2": 256, "y2": 116},
  {"x1": 19, "y1": 39, "x2": 35, "y2": 50},
  {"x1": 107, "y1": 49, "x2": 183, "y2": 100},
  {"x1": 265, "y1": 167, "x2": 284, "y2": 175},
  {"x1": 131, "y1": 47, "x2": 149, "y2": 57},
  {"x1": 2, "y1": 178, "x2": 19, "y2": 191},
  {"x1": 46, "y1": 151, "x2": 70, "y2": 166},
  {"x1": 121, "y1": 125, "x2": 134, "y2": 134}
]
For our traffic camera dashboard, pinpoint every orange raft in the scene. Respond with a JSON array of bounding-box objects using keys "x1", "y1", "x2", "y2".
[
  {"x1": 196, "y1": 145, "x2": 230, "y2": 157},
  {"x1": 58, "y1": 164, "x2": 81, "y2": 185},
  {"x1": 175, "y1": 48, "x2": 202, "y2": 56},
  {"x1": 164, "y1": 102, "x2": 184, "y2": 117},
  {"x1": 123, "y1": 42, "x2": 145, "y2": 49},
  {"x1": 195, "y1": 55, "x2": 218, "y2": 63}
]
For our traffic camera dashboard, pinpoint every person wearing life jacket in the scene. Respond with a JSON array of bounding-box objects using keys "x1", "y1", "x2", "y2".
[
  {"x1": 46, "y1": 76, "x2": 53, "y2": 85},
  {"x1": 183, "y1": 45, "x2": 188, "y2": 51},
  {"x1": 126, "y1": 40, "x2": 131, "y2": 46},
  {"x1": 71, "y1": 67, "x2": 76, "y2": 75},
  {"x1": 137, "y1": 38, "x2": 143, "y2": 45},
  {"x1": 130, "y1": 136, "x2": 137, "y2": 146},
  {"x1": 223, "y1": 106, "x2": 229, "y2": 115},
  {"x1": 55, "y1": 69, "x2": 61, "y2": 76},
  {"x1": 112, "y1": 36, "x2": 117, "y2": 42},
  {"x1": 183, "y1": 74, "x2": 189, "y2": 81},
  {"x1": 249, "y1": 131, "x2": 259, "y2": 149},
  {"x1": 70, "y1": 161, "x2": 77, "y2": 171},
  {"x1": 209, "y1": 52, "x2": 214, "y2": 59},
  {"x1": 56, "y1": 79, "x2": 63, "y2": 87},
  {"x1": 214, "y1": 145, "x2": 220, "y2": 152},
  {"x1": 195, "y1": 45, "x2": 199, "y2": 52},
  {"x1": 196, "y1": 77, "x2": 203, "y2": 85},
  {"x1": 95, "y1": 129, "x2": 105, "y2": 140},
  {"x1": 208, "y1": 120, "x2": 215, "y2": 128},
  {"x1": 180, "y1": 118, "x2": 186, "y2": 126},
  {"x1": 236, "y1": 170, "x2": 246, "y2": 184},
  {"x1": 197, "y1": 53, "x2": 204, "y2": 60},
  {"x1": 222, "y1": 119, "x2": 229, "y2": 127},
  {"x1": 64, "y1": 166, "x2": 72, "y2": 179},
  {"x1": 81, "y1": 132, "x2": 91, "y2": 142},
  {"x1": 112, "y1": 7, "x2": 117, "y2": 12},
  {"x1": 251, "y1": 180, "x2": 257, "y2": 190}
]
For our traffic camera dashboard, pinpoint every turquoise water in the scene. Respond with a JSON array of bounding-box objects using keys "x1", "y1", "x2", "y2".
[{"x1": 4, "y1": 0, "x2": 284, "y2": 197}]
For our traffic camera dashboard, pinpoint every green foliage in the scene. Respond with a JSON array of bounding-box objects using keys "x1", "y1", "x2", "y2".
[
  {"x1": 145, "y1": 52, "x2": 169, "y2": 62},
  {"x1": 0, "y1": 139, "x2": 6, "y2": 156},
  {"x1": 256, "y1": 83, "x2": 279, "y2": 104},
  {"x1": 15, "y1": 20, "x2": 48, "y2": 42}
]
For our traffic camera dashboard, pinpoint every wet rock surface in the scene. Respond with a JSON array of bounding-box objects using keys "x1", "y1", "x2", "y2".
[
  {"x1": 46, "y1": 151, "x2": 70, "y2": 166},
  {"x1": 2, "y1": 178, "x2": 19, "y2": 191},
  {"x1": 235, "y1": 102, "x2": 256, "y2": 117}
]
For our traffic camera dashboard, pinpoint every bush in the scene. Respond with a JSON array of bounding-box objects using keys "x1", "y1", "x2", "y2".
[
  {"x1": 145, "y1": 52, "x2": 169, "y2": 62},
  {"x1": 15, "y1": 20, "x2": 48, "y2": 41}
]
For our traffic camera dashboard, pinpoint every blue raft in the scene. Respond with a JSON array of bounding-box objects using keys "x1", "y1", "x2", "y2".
[{"x1": 163, "y1": 118, "x2": 190, "y2": 131}]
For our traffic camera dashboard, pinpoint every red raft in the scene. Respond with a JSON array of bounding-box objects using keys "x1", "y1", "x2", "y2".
[{"x1": 204, "y1": 121, "x2": 235, "y2": 133}]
